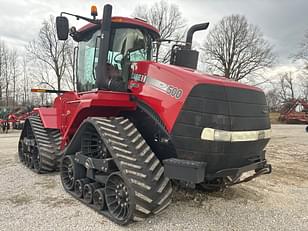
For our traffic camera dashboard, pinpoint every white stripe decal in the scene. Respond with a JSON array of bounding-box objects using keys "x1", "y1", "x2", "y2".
[{"x1": 201, "y1": 128, "x2": 271, "y2": 142}]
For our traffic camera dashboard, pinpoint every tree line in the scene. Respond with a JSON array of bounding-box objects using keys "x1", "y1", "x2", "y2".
[
  {"x1": 0, "y1": 15, "x2": 74, "y2": 108},
  {"x1": 0, "y1": 0, "x2": 307, "y2": 110}
]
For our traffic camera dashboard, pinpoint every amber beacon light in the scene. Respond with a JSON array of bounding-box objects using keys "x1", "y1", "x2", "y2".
[{"x1": 91, "y1": 5, "x2": 98, "y2": 18}]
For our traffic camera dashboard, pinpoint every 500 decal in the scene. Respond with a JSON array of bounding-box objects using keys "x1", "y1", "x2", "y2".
[
  {"x1": 166, "y1": 86, "x2": 183, "y2": 99},
  {"x1": 146, "y1": 77, "x2": 183, "y2": 99}
]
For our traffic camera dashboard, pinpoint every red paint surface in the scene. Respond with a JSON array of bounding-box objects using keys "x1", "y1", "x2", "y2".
[
  {"x1": 37, "y1": 108, "x2": 58, "y2": 129},
  {"x1": 78, "y1": 16, "x2": 159, "y2": 36},
  {"x1": 37, "y1": 91, "x2": 136, "y2": 147},
  {"x1": 129, "y1": 61, "x2": 262, "y2": 132}
]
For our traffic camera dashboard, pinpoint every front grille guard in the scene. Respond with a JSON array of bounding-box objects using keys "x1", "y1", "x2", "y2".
[
  {"x1": 204, "y1": 160, "x2": 272, "y2": 190},
  {"x1": 226, "y1": 163, "x2": 272, "y2": 187}
]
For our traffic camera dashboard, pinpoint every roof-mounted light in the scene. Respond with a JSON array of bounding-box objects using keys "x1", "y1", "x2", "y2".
[{"x1": 91, "y1": 5, "x2": 98, "y2": 19}]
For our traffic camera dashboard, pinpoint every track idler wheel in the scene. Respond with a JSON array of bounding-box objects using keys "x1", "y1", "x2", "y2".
[
  {"x1": 105, "y1": 173, "x2": 134, "y2": 223},
  {"x1": 60, "y1": 155, "x2": 86, "y2": 191},
  {"x1": 93, "y1": 188, "x2": 106, "y2": 210},
  {"x1": 83, "y1": 182, "x2": 100, "y2": 204}
]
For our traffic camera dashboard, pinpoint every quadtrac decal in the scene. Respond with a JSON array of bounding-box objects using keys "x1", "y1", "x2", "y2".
[
  {"x1": 131, "y1": 73, "x2": 147, "y2": 82},
  {"x1": 145, "y1": 77, "x2": 183, "y2": 99}
]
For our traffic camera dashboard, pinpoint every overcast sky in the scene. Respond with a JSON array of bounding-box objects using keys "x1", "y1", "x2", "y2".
[{"x1": 0, "y1": 0, "x2": 307, "y2": 70}]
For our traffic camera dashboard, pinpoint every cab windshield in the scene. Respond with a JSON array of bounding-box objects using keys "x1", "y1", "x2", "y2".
[{"x1": 77, "y1": 27, "x2": 153, "y2": 92}]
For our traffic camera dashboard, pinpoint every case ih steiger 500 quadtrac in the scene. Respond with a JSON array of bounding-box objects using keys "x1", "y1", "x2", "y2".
[{"x1": 18, "y1": 4, "x2": 272, "y2": 225}]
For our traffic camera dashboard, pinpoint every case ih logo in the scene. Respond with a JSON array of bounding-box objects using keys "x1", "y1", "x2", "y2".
[{"x1": 146, "y1": 77, "x2": 183, "y2": 99}]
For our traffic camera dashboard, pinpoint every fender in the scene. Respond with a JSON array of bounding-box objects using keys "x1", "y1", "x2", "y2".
[
  {"x1": 36, "y1": 91, "x2": 136, "y2": 148},
  {"x1": 34, "y1": 107, "x2": 59, "y2": 129}
]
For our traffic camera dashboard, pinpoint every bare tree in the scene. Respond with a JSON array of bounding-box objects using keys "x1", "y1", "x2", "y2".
[
  {"x1": 29, "y1": 62, "x2": 56, "y2": 106},
  {"x1": 27, "y1": 15, "x2": 72, "y2": 92},
  {"x1": 10, "y1": 49, "x2": 18, "y2": 108},
  {"x1": 278, "y1": 72, "x2": 296, "y2": 102},
  {"x1": 30, "y1": 61, "x2": 56, "y2": 90},
  {"x1": 299, "y1": 77, "x2": 308, "y2": 100},
  {"x1": 265, "y1": 89, "x2": 280, "y2": 112},
  {"x1": 63, "y1": 41, "x2": 76, "y2": 91},
  {"x1": 295, "y1": 30, "x2": 308, "y2": 74},
  {"x1": 132, "y1": 0, "x2": 186, "y2": 62},
  {"x1": 0, "y1": 40, "x2": 20, "y2": 107},
  {"x1": 3, "y1": 45, "x2": 11, "y2": 106},
  {"x1": 21, "y1": 56, "x2": 30, "y2": 104},
  {"x1": 0, "y1": 40, "x2": 5, "y2": 103},
  {"x1": 202, "y1": 15, "x2": 275, "y2": 81}
]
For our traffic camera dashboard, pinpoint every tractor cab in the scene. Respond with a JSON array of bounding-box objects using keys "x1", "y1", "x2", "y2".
[
  {"x1": 56, "y1": 5, "x2": 159, "y2": 93},
  {"x1": 75, "y1": 19, "x2": 159, "y2": 92}
]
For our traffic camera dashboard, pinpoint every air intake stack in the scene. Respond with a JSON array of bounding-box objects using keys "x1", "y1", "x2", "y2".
[{"x1": 170, "y1": 23, "x2": 209, "y2": 69}]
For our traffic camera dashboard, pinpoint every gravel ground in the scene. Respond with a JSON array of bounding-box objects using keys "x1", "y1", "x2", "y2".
[{"x1": 0, "y1": 125, "x2": 307, "y2": 231}]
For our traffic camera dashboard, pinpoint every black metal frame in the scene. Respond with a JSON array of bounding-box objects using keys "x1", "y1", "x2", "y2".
[
  {"x1": 163, "y1": 157, "x2": 272, "y2": 185},
  {"x1": 74, "y1": 152, "x2": 117, "y2": 178}
]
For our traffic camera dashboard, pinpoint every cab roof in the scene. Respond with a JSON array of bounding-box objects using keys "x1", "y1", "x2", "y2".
[{"x1": 77, "y1": 16, "x2": 160, "y2": 39}]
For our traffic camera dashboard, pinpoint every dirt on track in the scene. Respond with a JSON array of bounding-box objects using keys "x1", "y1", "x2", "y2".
[{"x1": 0, "y1": 125, "x2": 307, "y2": 231}]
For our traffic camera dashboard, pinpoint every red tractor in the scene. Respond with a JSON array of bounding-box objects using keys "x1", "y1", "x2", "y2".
[{"x1": 18, "y1": 5, "x2": 272, "y2": 225}]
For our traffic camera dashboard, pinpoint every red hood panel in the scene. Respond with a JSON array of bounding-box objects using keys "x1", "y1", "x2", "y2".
[
  {"x1": 134, "y1": 61, "x2": 262, "y2": 92},
  {"x1": 130, "y1": 61, "x2": 264, "y2": 132}
]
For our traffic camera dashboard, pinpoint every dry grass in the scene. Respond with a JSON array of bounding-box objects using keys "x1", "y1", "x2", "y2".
[{"x1": 270, "y1": 112, "x2": 281, "y2": 124}]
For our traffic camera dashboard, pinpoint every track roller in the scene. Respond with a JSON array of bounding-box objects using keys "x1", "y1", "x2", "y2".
[
  {"x1": 83, "y1": 182, "x2": 100, "y2": 204},
  {"x1": 93, "y1": 188, "x2": 106, "y2": 210},
  {"x1": 75, "y1": 178, "x2": 91, "y2": 198}
]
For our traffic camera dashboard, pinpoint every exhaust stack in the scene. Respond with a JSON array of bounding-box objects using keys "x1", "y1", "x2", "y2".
[
  {"x1": 185, "y1": 23, "x2": 209, "y2": 50},
  {"x1": 95, "y1": 4, "x2": 112, "y2": 89}
]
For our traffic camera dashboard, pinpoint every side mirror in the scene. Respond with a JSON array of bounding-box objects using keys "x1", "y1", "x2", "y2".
[{"x1": 56, "y1": 16, "x2": 69, "y2": 40}]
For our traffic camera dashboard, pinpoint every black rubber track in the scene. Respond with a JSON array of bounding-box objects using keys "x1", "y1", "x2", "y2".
[
  {"x1": 63, "y1": 116, "x2": 173, "y2": 224},
  {"x1": 19, "y1": 115, "x2": 61, "y2": 173}
]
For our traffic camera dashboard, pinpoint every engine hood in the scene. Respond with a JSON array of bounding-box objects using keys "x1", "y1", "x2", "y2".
[
  {"x1": 132, "y1": 61, "x2": 262, "y2": 92},
  {"x1": 130, "y1": 61, "x2": 266, "y2": 132}
]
